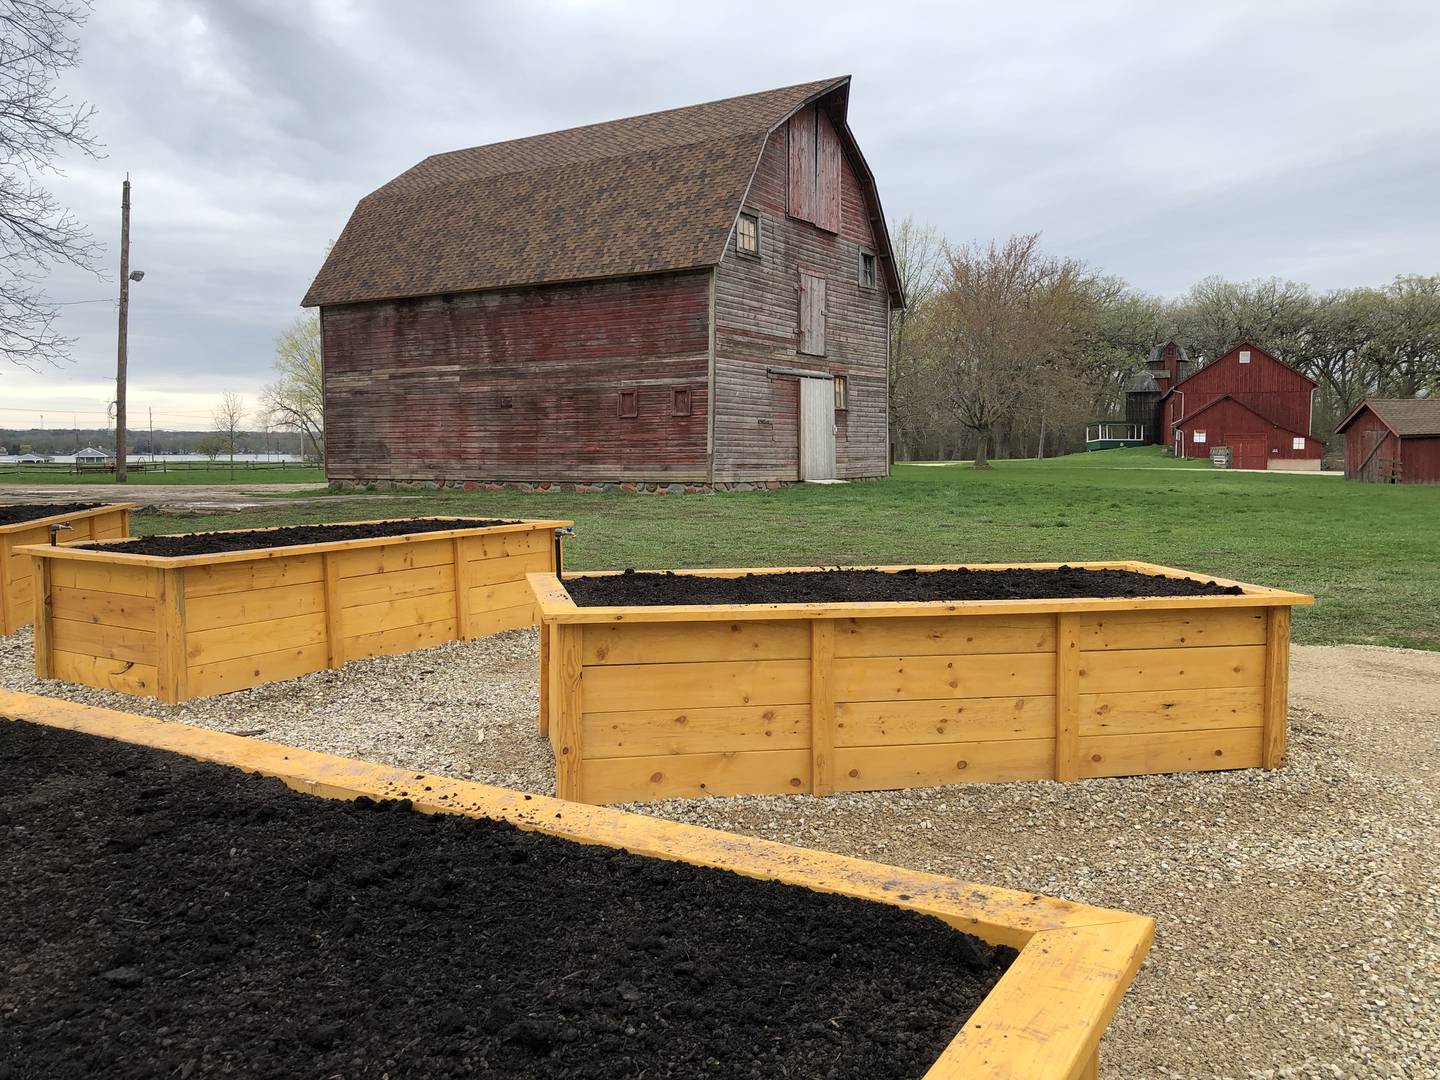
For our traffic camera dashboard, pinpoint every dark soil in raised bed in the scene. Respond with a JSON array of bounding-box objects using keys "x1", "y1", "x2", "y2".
[
  {"x1": 82, "y1": 517, "x2": 520, "y2": 557},
  {"x1": 564, "y1": 565, "x2": 1245, "y2": 607},
  {"x1": 0, "y1": 721, "x2": 1015, "y2": 1080},
  {"x1": 0, "y1": 501, "x2": 106, "y2": 527}
]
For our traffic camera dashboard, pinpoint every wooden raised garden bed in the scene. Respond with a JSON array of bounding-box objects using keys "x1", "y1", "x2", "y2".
[
  {"x1": 20, "y1": 517, "x2": 571, "y2": 702},
  {"x1": 0, "y1": 689, "x2": 1154, "y2": 1078},
  {"x1": 531, "y1": 561, "x2": 1313, "y2": 804},
  {"x1": 1, "y1": 502, "x2": 135, "y2": 634}
]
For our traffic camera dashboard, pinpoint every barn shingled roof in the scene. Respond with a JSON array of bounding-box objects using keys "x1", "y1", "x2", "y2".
[
  {"x1": 1335, "y1": 398, "x2": 1440, "y2": 437},
  {"x1": 302, "y1": 77, "x2": 890, "y2": 308}
]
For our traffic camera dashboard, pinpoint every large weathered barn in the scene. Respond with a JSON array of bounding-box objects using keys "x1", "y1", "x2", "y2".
[
  {"x1": 302, "y1": 77, "x2": 902, "y2": 490},
  {"x1": 1335, "y1": 398, "x2": 1440, "y2": 483},
  {"x1": 1159, "y1": 341, "x2": 1323, "y2": 470}
]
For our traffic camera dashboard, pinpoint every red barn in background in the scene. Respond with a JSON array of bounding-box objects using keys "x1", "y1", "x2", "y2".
[
  {"x1": 1161, "y1": 341, "x2": 1323, "y2": 470},
  {"x1": 1335, "y1": 399, "x2": 1440, "y2": 483}
]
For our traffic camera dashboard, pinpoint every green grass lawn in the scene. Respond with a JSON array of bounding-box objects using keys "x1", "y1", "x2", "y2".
[
  {"x1": 125, "y1": 447, "x2": 1439, "y2": 650},
  {"x1": 0, "y1": 465, "x2": 326, "y2": 486}
]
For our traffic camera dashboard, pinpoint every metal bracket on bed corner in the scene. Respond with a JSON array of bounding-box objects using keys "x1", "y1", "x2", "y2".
[{"x1": 553, "y1": 526, "x2": 575, "y2": 580}]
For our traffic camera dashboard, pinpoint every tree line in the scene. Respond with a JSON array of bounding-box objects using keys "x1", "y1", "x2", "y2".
[{"x1": 889, "y1": 219, "x2": 1440, "y2": 463}]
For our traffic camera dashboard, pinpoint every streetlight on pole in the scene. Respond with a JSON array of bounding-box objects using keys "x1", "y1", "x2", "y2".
[{"x1": 115, "y1": 176, "x2": 145, "y2": 483}]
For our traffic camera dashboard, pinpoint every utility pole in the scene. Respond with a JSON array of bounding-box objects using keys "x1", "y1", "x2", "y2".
[
  {"x1": 148, "y1": 406, "x2": 154, "y2": 462},
  {"x1": 115, "y1": 177, "x2": 131, "y2": 483}
]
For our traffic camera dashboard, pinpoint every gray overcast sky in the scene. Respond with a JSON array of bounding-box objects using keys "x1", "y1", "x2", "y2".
[{"x1": 5, "y1": 0, "x2": 1439, "y2": 430}]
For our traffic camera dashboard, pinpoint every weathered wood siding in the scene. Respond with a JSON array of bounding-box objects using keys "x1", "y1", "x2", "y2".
[
  {"x1": 1173, "y1": 397, "x2": 1323, "y2": 466},
  {"x1": 712, "y1": 120, "x2": 891, "y2": 483},
  {"x1": 1165, "y1": 344, "x2": 1320, "y2": 465},
  {"x1": 322, "y1": 272, "x2": 711, "y2": 484},
  {"x1": 1343, "y1": 407, "x2": 1440, "y2": 482}
]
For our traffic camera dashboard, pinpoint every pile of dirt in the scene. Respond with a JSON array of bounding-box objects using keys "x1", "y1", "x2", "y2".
[
  {"x1": 565, "y1": 565, "x2": 1245, "y2": 607},
  {"x1": 0, "y1": 501, "x2": 106, "y2": 527},
  {"x1": 0, "y1": 720, "x2": 1014, "y2": 1079},
  {"x1": 83, "y1": 517, "x2": 519, "y2": 557}
]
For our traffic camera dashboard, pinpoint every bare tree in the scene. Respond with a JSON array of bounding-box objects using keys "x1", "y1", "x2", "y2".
[
  {"x1": 0, "y1": 0, "x2": 100, "y2": 368},
  {"x1": 260, "y1": 314, "x2": 324, "y2": 460},
  {"x1": 887, "y1": 217, "x2": 944, "y2": 460},
  {"x1": 923, "y1": 234, "x2": 1092, "y2": 468},
  {"x1": 211, "y1": 390, "x2": 245, "y2": 478}
]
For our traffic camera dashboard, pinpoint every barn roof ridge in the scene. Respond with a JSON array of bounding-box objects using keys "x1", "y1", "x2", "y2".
[
  {"x1": 302, "y1": 76, "x2": 889, "y2": 308},
  {"x1": 1335, "y1": 397, "x2": 1440, "y2": 437},
  {"x1": 391, "y1": 77, "x2": 852, "y2": 187},
  {"x1": 1159, "y1": 339, "x2": 1317, "y2": 401}
]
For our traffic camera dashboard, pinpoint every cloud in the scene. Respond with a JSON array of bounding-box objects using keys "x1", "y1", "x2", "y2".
[{"x1": 4, "y1": 0, "x2": 1436, "y2": 428}]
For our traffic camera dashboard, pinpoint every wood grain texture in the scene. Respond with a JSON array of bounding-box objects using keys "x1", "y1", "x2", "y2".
[
  {"x1": 1077, "y1": 645, "x2": 1266, "y2": 695},
  {"x1": 582, "y1": 703, "x2": 810, "y2": 759},
  {"x1": 1079, "y1": 687, "x2": 1264, "y2": 736},
  {"x1": 1080, "y1": 608, "x2": 1267, "y2": 651},
  {"x1": 156, "y1": 569, "x2": 187, "y2": 704},
  {"x1": 582, "y1": 749, "x2": 812, "y2": 804},
  {"x1": 1077, "y1": 727, "x2": 1263, "y2": 779},
  {"x1": 834, "y1": 739, "x2": 1055, "y2": 791},
  {"x1": 1055, "y1": 613, "x2": 1081, "y2": 782},
  {"x1": 835, "y1": 696, "x2": 1053, "y2": 746},
  {"x1": 836, "y1": 614, "x2": 1054, "y2": 657},
  {"x1": 552, "y1": 626, "x2": 585, "y2": 801},
  {"x1": 810, "y1": 620, "x2": 836, "y2": 796},
  {"x1": 583, "y1": 620, "x2": 809, "y2": 666},
  {"x1": 1263, "y1": 606, "x2": 1292, "y2": 768}
]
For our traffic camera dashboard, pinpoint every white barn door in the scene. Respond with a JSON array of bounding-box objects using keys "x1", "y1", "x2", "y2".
[{"x1": 799, "y1": 377, "x2": 836, "y2": 480}]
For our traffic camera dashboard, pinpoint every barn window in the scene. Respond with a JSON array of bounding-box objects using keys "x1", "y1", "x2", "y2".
[
  {"x1": 859, "y1": 251, "x2": 877, "y2": 289},
  {"x1": 736, "y1": 213, "x2": 760, "y2": 256},
  {"x1": 834, "y1": 375, "x2": 848, "y2": 410},
  {"x1": 1193, "y1": 430, "x2": 1207, "y2": 444},
  {"x1": 1292, "y1": 436, "x2": 1306, "y2": 450},
  {"x1": 1239, "y1": 350, "x2": 1252, "y2": 364},
  {"x1": 618, "y1": 390, "x2": 638, "y2": 418},
  {"x1": 672, "y1": 388, "x2": 692, "y2": 416}
]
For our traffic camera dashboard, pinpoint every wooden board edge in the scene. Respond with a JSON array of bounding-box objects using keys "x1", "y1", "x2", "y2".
[
  {"x1": 924, "y1": 918, "x2": 1154, "y2": 1080},
  {"x1": 536, "y1": 592, "x2": 1311, "y2": 625},
  {"x1": 0, "y1": 690, "x2": 1145, "y2": 949},
  {"x1": 1119, "y1": 561, "x2": 1314, "y2": 606},
  {"x1": 0, "y1": 502, "x2": 139, "y2": 536},
  {"x1": 11, "y1": 519, "x2": 575, "y2": 569}
]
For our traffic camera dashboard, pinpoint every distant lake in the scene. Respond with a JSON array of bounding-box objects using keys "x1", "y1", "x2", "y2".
[{"x1": 0, "y1": 453, "x2": 307, "y2": 465}]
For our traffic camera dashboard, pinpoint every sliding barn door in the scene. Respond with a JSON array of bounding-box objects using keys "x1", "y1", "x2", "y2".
[{"x1": 799, "y1": 378, "x2": 836, "y2": 481}]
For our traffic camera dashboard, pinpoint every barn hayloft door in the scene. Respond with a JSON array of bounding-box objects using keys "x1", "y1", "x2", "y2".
[{"x1": 799, "y1": 376, "x2": 836, "y2": 480}]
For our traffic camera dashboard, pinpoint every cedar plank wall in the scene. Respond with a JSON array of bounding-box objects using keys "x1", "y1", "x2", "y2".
[
  {"x1": 322, "y1": 272, "x2": 711, "y2": 484},
  {"x1": 712, "y1": 113, "x2": 891, "y2": 482}
]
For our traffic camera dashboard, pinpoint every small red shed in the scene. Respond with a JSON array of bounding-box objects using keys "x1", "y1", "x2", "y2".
[
  {"x1": 1162, "y1": 341, "x2": 1322, "y2": 470},
  {"x1": 1335, "y1": 399, "x2": 1440, "y2": 483}
]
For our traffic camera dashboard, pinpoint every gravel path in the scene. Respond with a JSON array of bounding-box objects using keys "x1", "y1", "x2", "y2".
[{"x1": 1, "y1": 630, "x2": 1435, "y2": 1079}]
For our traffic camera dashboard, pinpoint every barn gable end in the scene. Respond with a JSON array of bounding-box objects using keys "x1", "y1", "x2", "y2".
[
  {"x1": 1160, "y1": 341, "x2": 1321, "y2": 469},
  {"x1": 307, "y1": 78, "x2": 898, "y2": 488}
]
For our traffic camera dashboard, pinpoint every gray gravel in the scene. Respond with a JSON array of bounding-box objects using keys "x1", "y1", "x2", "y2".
[{"x1": 1, "y1": 629, "x2": 1435, "y2": 1079}]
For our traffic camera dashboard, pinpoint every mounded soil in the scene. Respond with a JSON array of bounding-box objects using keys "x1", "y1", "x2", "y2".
[
  {"x1": 0, "y1": 501, "x2": 106, "y2": 527},
  {"x1": 85, "y1": 517, "x2": 519, "y2": 557},
  {"x1": 565, "y1": 565, "x2": 1245, "y2": 607},
  {"x1": 0, "y1": 721, "x2": 1015, "y2": 1079}
]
